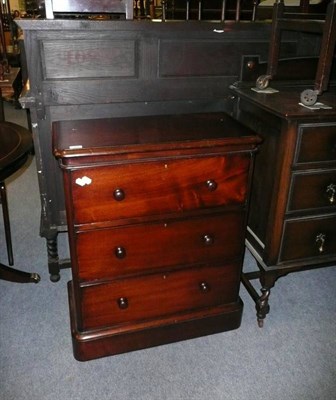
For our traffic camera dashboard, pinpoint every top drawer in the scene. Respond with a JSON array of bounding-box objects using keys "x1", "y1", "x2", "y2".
[
  {"x1": 69, "y1": 154, "x2": 251, "y2": 224},
  {"x1": 295, "y1": 124, "x2": 336, "y2": 165}
]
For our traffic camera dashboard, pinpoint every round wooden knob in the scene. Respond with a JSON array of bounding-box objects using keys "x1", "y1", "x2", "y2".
[
  {"x1": 206, "y1": 180, "x2": 218, "y2": 191},
  {"x1": 199, "y1": 282, "x2": 210, "y2": 292},
  {"x1": 117, "y1": 297, "x2": 128, "y2": 309},
  {"x1": 113, "y1": 188, "x2": 125, "y2": 201},
  {"x1": 115, "y1": 246, "x2": 126, "y2": 259},
  {"x1": 203, "y1": 234, "x2": 214, "y2": 245}
]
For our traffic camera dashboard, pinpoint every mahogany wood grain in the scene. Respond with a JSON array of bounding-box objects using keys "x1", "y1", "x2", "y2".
[
  {"x1": 54, "y1": 112, "x2": 260, "y2": 360},
  {"x1": 76, "y1": 211, "x2": 245, "y2": 282},
  {"x1": 68, "y1": 156, "x2": 251, "y2": 225},
  {"x1": 68, "y1": 281, "x2": 243, "y2": 361},
  {"x1": 80, "y1": 263, "x2": 241, "y2": 330}
]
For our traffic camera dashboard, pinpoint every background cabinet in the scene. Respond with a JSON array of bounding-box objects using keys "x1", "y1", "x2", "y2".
[{"x1": 231, "y1": 84, "x2": 336, "y2": 326}]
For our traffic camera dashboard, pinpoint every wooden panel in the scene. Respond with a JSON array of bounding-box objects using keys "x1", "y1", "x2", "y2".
[
  {"x1": 159, "y1": 40, "x2": 298, "y2": 77},
  {"x1": 42, "y1": 77, "x2": 234, "y2": 105},
  {"x1": 42, "y1": 40, "x2": 137, "y2": 79},
  {"x1": 159, "y1": 41, "x2": 266, "y2": 77},
  {"x1": 80, "y1": 263, "x2": 240, "y2": 330},
  {"x1": 238, "y1": 99, "x2": 282, "y2": 248}
]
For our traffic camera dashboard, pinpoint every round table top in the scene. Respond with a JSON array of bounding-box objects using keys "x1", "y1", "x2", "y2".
[{"x1": 0, "y1": 122, "x2": 32, "y2": 172}]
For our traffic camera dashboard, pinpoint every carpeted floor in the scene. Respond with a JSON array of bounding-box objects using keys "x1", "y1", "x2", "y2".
[{"x1": 0, "y1": 102, "x2": 335, "y2": 400}]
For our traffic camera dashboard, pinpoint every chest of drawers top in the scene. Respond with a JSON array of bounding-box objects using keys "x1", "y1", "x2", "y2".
[{"x1": 52, "y1": 112, "x2": 260, "y2": 167}]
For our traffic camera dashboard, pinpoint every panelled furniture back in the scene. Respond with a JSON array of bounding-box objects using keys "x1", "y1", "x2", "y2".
[{"x1": 18, "y1": 18, "x2": 322, "y2": 281}]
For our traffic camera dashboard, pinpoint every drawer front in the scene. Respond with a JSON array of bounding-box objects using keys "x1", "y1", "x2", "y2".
[
  {"x1": 295, "y1": 124, "x2": 336, "y2": 165},
  {"x1": 76, "y1": 212, "x2": 245, "y2": 281},
  {"x1": 280, "y1": 215, "x2": 336, "y2": 262},
  {"x1": 69, "y1": 155, "x2": 251, "y2": 224},
  {"x1": 288, "y1": 170, "x2": 336, "y2": 212},
  {"x1": 80, "y1": 263, "x2": 240, "y2": 330}
]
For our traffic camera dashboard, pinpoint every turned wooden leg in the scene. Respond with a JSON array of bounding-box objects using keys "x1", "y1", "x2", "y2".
[
  {"x1": 0, "y1": 263, "x2": 40, "y2": 283},
  {"x1": 256, "y1": 286, "x2": 271, "y2": 327},
  {"x1": 47, "y1": 235, "x2": 60, "y2": 282},
  {"x1": 241, "y1": 267, "x2": 280, "y2": 327},
  {"x1": 256, "y1": 269, "x2": 280, "y2": 327}
]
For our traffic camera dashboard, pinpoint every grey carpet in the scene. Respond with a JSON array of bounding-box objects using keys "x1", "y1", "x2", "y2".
[{"x1": 0, "y1": 103, "x2": 335, "y2": 400}]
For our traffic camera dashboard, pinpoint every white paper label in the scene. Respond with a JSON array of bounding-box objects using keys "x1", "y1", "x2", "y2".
[{"x1": 75, "y1": 176, "x2": 92, "y2": 187}]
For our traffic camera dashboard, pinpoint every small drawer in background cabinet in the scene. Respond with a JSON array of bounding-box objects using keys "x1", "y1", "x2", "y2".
[
  {"x1": 295, "y1": 124, "x2": 336, "y2": 165},
  {"x1": 280, "y1": 215, "x2": 336, "y2": 262},
  {"x1": 287, "y1": 170, "x2": 336, "y2": 212}
]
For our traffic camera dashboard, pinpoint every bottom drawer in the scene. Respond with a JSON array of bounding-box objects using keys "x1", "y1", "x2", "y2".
[
  {"x1": 280, "y1": 215, "x2": 336, "y2": 262},
  {"x1": 79, "y1": 263, "x2": 240, "y2": 331}
]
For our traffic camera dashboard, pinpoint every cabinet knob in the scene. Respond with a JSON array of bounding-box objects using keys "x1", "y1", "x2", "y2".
[
  {"x1": 115, "y1": 246, "x2": 126, "y2": 259},
  {"x1": 113, "y1": 188, "x2": 125, "y2": 201},
  {"x1": 117, "y1": 297, "x2": 129, "y2": 309},
  {"x1": 326, "y1": 183, "x2": 336, "y2": 204},
  {"x1": 202, "y1": 234, "x2": 214, "y2": 245},
  {"x1": 205, "y1": 179, "x2": 218, "y2": 192},
  {"x1": 315, "y1": 233, "x2": 326, "y2": 253},
  {"x1": 199, "y1": 282, "x2": 210, "y2": 292}
]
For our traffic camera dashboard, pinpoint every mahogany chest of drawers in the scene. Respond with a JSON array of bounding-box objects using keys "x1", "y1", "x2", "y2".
[
  {"x1": 53, "y1": 112, "x2": 260, "y2": 361},
  {"x1": 231, "y1": 86, "x2": 336, "y2": 326}
]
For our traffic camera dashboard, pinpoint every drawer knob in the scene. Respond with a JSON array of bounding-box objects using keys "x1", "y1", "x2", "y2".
[
  {"x1": 203, "y1": 234, "x2": 214, "y2": 245},
  {"x1": 115, "y1": 246, "x2": 126, "y2": 259},
  {"x1": 113, "y1": 188, "x2": 125, "y2": 201},
  {"x1": 199, "y1": 282, "x2": 210, "y2": 292},
  {"x1": 206, "y1": 180, "x2": 218, "y2": 192},
  {"x1": 315, "y1": 233, "x2": 326, "y2": 253},
  {"x1": 117, "y1": 297, "x2": 129, "y2": 309},
  {"x1": 326, "y1": 183, "x2": 336, "y2": 204}
]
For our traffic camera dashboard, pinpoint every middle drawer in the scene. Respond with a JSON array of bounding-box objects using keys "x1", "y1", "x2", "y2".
[{"x1": 75, "y1": 212, "x2": 245, "y2": 282}]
